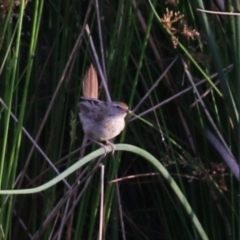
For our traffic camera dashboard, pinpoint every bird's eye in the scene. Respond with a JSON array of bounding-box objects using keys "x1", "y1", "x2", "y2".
[{"x1": 116, "y1": 105, "x2": 124, "y2": 110}]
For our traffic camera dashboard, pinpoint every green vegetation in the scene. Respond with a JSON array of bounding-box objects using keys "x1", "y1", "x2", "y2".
[{"x1": 0, "y1": 1, "x2": 239, "y2": 239}]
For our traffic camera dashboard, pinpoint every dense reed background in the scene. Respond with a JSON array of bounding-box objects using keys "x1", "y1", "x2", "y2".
[{"x1": 0, "y1": 0, "x2": 239, "y2": 239}]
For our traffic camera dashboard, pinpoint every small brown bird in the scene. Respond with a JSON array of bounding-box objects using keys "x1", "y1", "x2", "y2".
[{"x1": 78, "y1": 65, "x2": 129, "y2": 152}]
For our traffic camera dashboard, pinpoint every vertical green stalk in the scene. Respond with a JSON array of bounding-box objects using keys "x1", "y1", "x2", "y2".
[{"x1": 230, "y1": 2, "x2": 240, "y2": 240}]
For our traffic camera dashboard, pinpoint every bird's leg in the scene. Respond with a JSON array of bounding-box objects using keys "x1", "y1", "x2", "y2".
[
  {"x1": 104, "y1": 140, "x2": 116, "y2": 155},
  {"x1": 88, "y1": 138, "x2": 112, "y2": 156}
]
